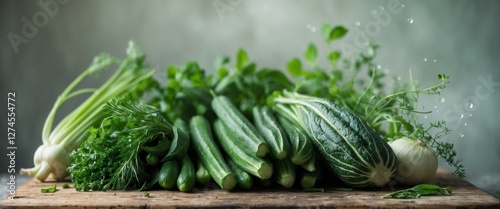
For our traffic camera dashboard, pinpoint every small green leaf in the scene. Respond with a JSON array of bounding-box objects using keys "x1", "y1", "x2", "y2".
[
  {"x1": 41, "y1": 184, "x2": 57, "y2": 193},
  {"x1": 167, "y1": 66, "x2": 180, "y2": 79},
  {"x1": 62, "y1": 183, "x2": 70, "y2": 189},
  {"x1": 215, "y1": 56, "x2": 230, "y2": 69},
  {"x1": 321, "y1": 23, "x2": 332, "y2": 42},
  {"x1": 161, "y1": 126, "x2": 190, "y2": 161},
  {"x1": 217, "y1": 66, "x2": 229, "y2": 79},
  {"x1": 236, "y1": 48, "x2": 249, "y2": 69},
  {"x1": 305, "y1": 43, "x2": 318, "y2": 66},
  {"x1": 287, "y1": 58, "x2": 302, "y2": 76},
  {"x1": 328, "y1": 51, "x2": 341, "y2": 64},
  {"x1": 329, "y1": 26, "x2": 348, "y2": 41}
]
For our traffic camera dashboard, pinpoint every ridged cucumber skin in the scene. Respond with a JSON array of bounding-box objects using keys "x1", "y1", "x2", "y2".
[
  {"x1": 276, "y1": 115, "x2": 315, "y2": 169},
  {"x1": 213, "y1": 119, "x2": 273, "y2": 180},
  {"x1": 252, "y1": 105, "x2": 290, "y2": 160},
  {"x1": 211, "y1": 95, "x2": 269, "y2": 158},
  {"x1": 189, "y1": 115, "x2": 236, "y2": 191}
]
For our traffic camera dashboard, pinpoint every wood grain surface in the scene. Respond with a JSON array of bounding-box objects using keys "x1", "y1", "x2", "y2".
[{"x1": 1, "y1": 169, "x2": 499, "y2": 209}]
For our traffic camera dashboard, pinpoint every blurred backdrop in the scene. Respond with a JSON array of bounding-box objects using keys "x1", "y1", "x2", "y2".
[{"x1": 1, "y1": 0, "x2": 499, "y2": 196}]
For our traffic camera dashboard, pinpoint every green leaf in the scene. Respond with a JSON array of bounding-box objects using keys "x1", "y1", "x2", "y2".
[
  {"x1": 41, "y1": 185, "x2": 57, "y2": 193},
  {"x1": 167, "y1": 66, "x2": 180, "y2": 79},
  {"x1": 142, "y1": 139, "x2": 172, "y2": 156},
  {"x1": 287, "y1": 58, "x2": 303, "y2": 76},
  {"x1": 305, "y1": 43, "x2": 318, "y2": 66},
  {"x1": 328, "y1": 51, "x2": 341, "y2": 64},
  {"x1": 236, "y1": 48, "x2": 249, "y2": 70},
  {"x1": 382, "y1": 184, "x2": 452, "y2": 199},
  {"x1": 215, "y1": 56, "x2": 230, "y2": 69},
  {"x1": 321, "y1": 23, "x2": 332, "y2": 42},
  {"x1": 62, "y1": 183, "x2": 70, "y2": 189},
  {"x1": 161, "y1": 126, "x2": 190, "y2": 161},
  {"x1": 329, "y1": 26, "x2": 348, "y2": 41}
]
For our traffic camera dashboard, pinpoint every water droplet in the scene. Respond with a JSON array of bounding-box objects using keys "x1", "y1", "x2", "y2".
[
  {"x1": 407, "y1": 18, "x2": 414, "y2": 24},
  {"x1": 464, "y1": 123, "x2": 468, "y2": 126},
  {"x1": 310, "y1": 27, "x2": 316, "y2": 32},
  {"x1": 423, "y1": 58, "x2": 428, "y2": 62},
  {"x1": 424, "y1": 115, "x2": 428, "y2": 119},
  {"x1": 469, "y1": 113, "x2": 473, "y2": 117},
  {"x1": 436, "y1": 110, "x2": 439, "y2": 113},
  {"x1": 401, "y1": 4, "x2": 405, "y2": 8},
  {"x1": 459, "y1": 133, "x2": 464, "y2": 138},
  {"x1": 376, "y1": 64, "x2": 382, "y2": 69},
  {"x1": 466, "y1": 102, "x2": 474, "y2": 109},
  {"x1": 433, "y1": 59, "x2": 437, "y2": 62},
  {"x1": 355, "y1": 21, "x2": 361, "y2": 26},
  {"x1": 440, "y1": 97, "x2": 445, "y2": 103},
  {"x1": 397, "y1": 76, "x2": 402, "y2": 81},
  {"x1": 433, "y1": 105, "x2": 438, "y2": 109},
  {"x1": 459, "y1": 113, "x2": 464, "y2": 119}
]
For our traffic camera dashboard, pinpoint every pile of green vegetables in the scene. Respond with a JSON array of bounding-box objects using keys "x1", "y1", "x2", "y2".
[{"x1": 21, "y1": 24, "x2": 464, "y2": 195}]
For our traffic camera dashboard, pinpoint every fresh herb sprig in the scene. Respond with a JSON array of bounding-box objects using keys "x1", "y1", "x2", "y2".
[
  {"x1": 286, "y1": 24, "x2": 464, "y2": 178},
  {"x1": 382, "y1": 184, "x2": 452, "y2": 199},
  {"x1": 68, "y1": 98, "x2": 189, "y2": 191}
]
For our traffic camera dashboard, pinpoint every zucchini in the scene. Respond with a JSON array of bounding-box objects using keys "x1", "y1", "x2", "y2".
[
  {"x1": 252, "y1": 105, "x2": 290, "y2": 159},
  {"x1": 227, "y1": 158, "x2": 253, "y2": 190},
  {"x1": 274, "y1": 92, "x2": 397, "y2": 188},
  {"x1": 189, "y1": 115, "x2": 236, "y2": 191},
  {"x1": 276, "y1": 115, "x2": 315, "y2": 169},
  {"x1": 274, "y1": 158, "x2": 296, "y2": 189},
  {"x1": 211, "y1": 95, "x2": 269, "y2": 158},
  {"x1": 177, "y1": 155, "x2": 195, "y2": 192},
  {"x1": 195, "y1": 159, "x2": 212, "y2": 185},
  {"x1": 158, "y1": 160, "x2": 180, "y2": 190},
  {"x1": 213, "y1": 120, "x2": 273, "y2": 180}
]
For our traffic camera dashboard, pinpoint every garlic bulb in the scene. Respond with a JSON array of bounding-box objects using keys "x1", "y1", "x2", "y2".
[{"x1": 389, "y1": 137, "x2": 438, "y2": 185}]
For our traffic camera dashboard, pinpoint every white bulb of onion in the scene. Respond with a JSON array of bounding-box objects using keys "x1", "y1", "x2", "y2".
[{"x1": 389, "y1": 137, "x2": 438, "y2": 185}]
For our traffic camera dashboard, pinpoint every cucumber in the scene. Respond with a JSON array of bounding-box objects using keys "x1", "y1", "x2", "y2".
[
  {"x1": 189, "y1": 115, "x2": 236, "y2": 191},
  {"x1": 211, "y1": 95, "x2": 269, "y2": 158},
  {"x1": 177, "y1": 155, "x2": 195, "y2": 192},
  {"x1": 274, "y1": 92, "x2": 397, "y2": 188},
  {"x1": 300, "y1": 160, "x2": 324, "y2": 189},
  {"x1": 195, "y1": 159, "x2": 212, "y2": 185},
  {"x1": 158, "y1": 160, "x2": 180, "y2": 190},
  {"x1": 252, "y1": 105, "x2": 290, "y2": 160},
  {"x1": 227, "y1": 158, "x2": 253, "y2": 190},
  {"x1": 213, "y1": 119, "x2": 273, "y2": 180},
  {"x1": 274, "y1": 158, "x2": 296, "y2": 189}
]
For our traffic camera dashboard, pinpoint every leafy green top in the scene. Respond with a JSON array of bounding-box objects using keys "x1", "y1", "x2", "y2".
[{"x1": 68, "y1": 98, "x2": 189, "y2": 191}]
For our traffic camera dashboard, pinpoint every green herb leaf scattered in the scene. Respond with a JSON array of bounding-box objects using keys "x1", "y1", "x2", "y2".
[
  {"x1": 41, "y1": 184, "x2": 57, "y2": 193},
  {"x1": 382, "y1": 184, "x2": 452, "y2": 199}
]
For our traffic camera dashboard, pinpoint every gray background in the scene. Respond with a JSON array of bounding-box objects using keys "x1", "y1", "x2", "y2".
[{"x1": 1, "y1": 0, "x2": 499, "y2": 197}]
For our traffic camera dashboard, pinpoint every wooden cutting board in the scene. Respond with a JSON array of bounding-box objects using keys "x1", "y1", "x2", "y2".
[{"x1": 2, "y1": 169, "x2": 499, "y2": 209}]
